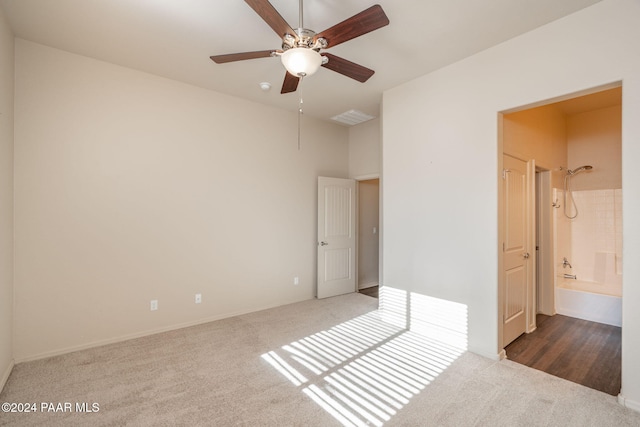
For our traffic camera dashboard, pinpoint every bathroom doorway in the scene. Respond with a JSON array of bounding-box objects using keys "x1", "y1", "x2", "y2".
[{"x1": 500, "y1": 84, "x2": 622, "y2": 395}]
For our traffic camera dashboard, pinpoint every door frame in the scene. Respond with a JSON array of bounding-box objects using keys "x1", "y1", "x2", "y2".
[
  {"x1": 354, "y1": 174, "x2": 381, "y2": 294},
  {"x1": 536, "y1": 169, "x2": 555, "y2": 316}
]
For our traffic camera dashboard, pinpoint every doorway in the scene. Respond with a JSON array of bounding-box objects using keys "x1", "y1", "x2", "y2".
[
  {"x1": 316, "y1": 176, "x2": 380, "y2": 299},
  {"x1": 357, "y1": 178, "x2": 379, "y2": 299},
  {"x1": 499, "y1": 84, "x2": 622, "y2": 394}
]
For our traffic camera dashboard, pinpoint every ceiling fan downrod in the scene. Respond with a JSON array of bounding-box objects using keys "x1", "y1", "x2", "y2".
[
  {"x1": 284, "y1": 0, "x2": 325, "y2": 51},
  {"x1": 299, "y1": 0, "x2": 304, "y2": 30}
]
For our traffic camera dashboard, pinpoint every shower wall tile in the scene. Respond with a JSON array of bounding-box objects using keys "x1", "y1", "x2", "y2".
[{"x1": 567, "y1": 189, "x2": 622, "y2": 283}]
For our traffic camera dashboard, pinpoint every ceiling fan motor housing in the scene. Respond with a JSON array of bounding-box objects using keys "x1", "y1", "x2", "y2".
[{"x1": 282, "y1": 28, "x2": 327, "y2": 52}]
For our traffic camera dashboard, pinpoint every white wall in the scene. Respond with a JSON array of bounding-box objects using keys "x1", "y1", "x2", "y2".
[
  {"x1": 349, "y1": 118, "x2": 380, "y2": 178},
  {"x1": 348, "y1": 119, "x2": 381, "y2": 291},
  {"x1": 0, "y1": 7, "x2": 14, "y2": 390},
  {"x1": 382, "y1": 0, "x2": 640, "y2": 409},
  {"x1": 13, "y1": 40, "x2": 349, "y2": 361}
]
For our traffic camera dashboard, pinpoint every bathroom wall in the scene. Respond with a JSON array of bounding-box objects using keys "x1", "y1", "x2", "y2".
[
  {"x1": 503, "y1": 103, "x2": 567, "y2": 187},
  {"x1": 567, "y1": 106, "x2": 622, "y2": 190},
  {"x1": 565, "y1": 105, "x2": 622, "y2": 289}
]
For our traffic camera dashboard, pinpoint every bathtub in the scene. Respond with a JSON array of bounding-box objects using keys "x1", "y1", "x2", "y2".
[{"x1": 555, "y1": 279, "x2": 621, "y2": 327}]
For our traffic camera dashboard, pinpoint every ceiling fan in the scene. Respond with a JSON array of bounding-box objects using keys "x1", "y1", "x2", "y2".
[{"x1": 210, "y1": 0, "x2": 390, "y2": 94}]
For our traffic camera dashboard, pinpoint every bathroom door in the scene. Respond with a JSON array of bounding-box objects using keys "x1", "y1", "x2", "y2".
[{"x1": 502, "y1": 155, "x2": 533, "y2": 346}]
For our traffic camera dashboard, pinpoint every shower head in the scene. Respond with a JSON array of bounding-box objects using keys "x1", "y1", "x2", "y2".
[{"x1": 567, "y1": 165, "x2": 593, "y2": 175}]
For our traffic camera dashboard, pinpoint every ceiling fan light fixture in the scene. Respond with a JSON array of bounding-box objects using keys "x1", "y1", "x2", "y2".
[{"x1": 280, "y1": 48, "x2": 322, "y2": 77}]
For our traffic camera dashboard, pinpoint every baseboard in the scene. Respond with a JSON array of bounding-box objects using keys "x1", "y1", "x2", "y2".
[
  {"x1": 468, "y1": 349, "x2": 505, "y2": 361},
  {"x1": 358, "y1": 282, "x2": 379, "y2": 290},
  {"x1": 619, "y1": 394, "x2": 640, "y2": 413},
  {"x1": 15, "y1": 298, "x2": 310, "y2": 363},
  {"x1": 1, "y1": 359, "x2": 14, "y2": 392}
]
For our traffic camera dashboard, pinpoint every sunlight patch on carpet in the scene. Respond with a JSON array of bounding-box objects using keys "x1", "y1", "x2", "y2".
[{"x1": 261, "y1": 289, "x2": 468, "y2": 426}]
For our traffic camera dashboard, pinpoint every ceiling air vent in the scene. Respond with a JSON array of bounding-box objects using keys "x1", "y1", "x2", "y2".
[{"x1": 330, "y1": 109, "x2": 375, "y2": 126}]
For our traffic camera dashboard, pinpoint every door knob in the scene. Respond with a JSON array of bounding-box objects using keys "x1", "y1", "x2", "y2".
[
  {"x1": 319, "y1": 241, "x2": 328, "y2": 246},
  {"x1": 523, "y1": 252, "x2": 530, "y2": 259}
]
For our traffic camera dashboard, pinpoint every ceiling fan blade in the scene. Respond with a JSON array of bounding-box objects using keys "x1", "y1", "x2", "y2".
[
  {"x1": 321, "y1": 53, "x2": 374, "y2": 83},
  {"x1": 314, "y1": 5, "x2": 389, "y2": 48},
  {"x1": 210, "y1": 50, "x2": 276, "y2": 63},
  {"x1": 281, "y1": 72, "x2": 300, "y2": 94},
  {"x1": 245, "y1": 0, "x2": 296, "y2": 39}
]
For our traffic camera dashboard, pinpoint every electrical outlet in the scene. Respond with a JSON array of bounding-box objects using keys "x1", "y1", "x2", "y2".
[
  {"x1": 150, "y1": 300, "x2": 158, "y2": 311},
  {"x1": 293, "y1": 277, "x2": 299, "y2": 285},
  {"x1": 195, "y1": 293, "x2": 202, "y2": 304}
]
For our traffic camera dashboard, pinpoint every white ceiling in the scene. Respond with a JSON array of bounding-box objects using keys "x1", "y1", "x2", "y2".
[{"x1": 0, "y1": 0, "x2": 603, "y2": 123}]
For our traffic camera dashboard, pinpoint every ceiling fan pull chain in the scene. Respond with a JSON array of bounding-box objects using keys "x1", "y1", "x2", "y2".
[
  {"x1": 297, "y1": 103, "x2": 301, "y2": 151},
  {"x1": 298, "y1": 76, "x2": 304, "y2": 151}
]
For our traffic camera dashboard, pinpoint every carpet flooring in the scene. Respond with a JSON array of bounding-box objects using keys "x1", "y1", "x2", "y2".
[{"x1": 1, "y1": 293, "x2": 639, "y2": 426}]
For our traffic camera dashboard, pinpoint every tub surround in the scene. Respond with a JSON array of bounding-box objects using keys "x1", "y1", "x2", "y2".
[
  {"x1": 553, "y1": 186, "x2": 622, "y2": 327},
  {"x1": 556, "y1": 280, "x2": 621, "y2": 327}
]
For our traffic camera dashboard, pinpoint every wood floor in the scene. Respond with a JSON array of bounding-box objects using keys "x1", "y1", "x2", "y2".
[
  {"x1": 359, "y1": 286, "x2": 379, "y2": 298},
  {"x1": 505, "y1": 314, "x2": 621, "y2": 396},
  {"x1": 358, "y1": 289, "x2": 620, "y2": 395}
]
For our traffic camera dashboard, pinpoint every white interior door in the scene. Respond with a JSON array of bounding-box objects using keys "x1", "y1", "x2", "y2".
[
  {"x1": 317, "y1": 177, "x2": 356, "y2": 299},
  {"x1": 502, "y1": 155, "x2": 532, "y2": 346}
]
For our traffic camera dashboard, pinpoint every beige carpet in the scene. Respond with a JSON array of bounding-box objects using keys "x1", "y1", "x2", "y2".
[{"x1": 1, "y1": 293, "x2": 639, "y2": 426}]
